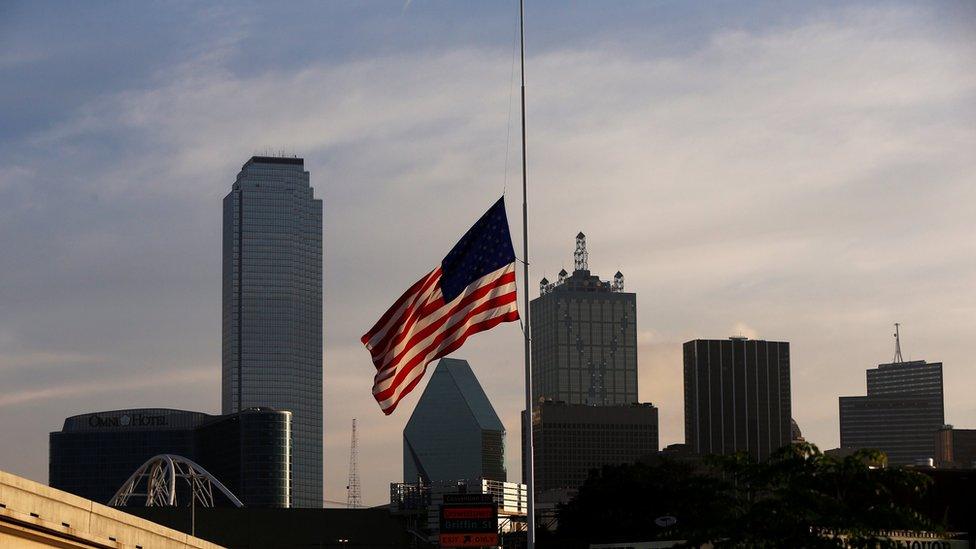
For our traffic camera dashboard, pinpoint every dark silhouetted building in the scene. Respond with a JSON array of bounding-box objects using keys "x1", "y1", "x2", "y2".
[
  {"x1": 49, "y1": 408, "x2": 291, "y2": 507},
  {"x1": 222, "y1": 155, "x2": 323, "y2": 507},
  {"x1": 403, "y1": 358, "x2": 506, "y2": 483},
  {"x1": 839, "y1": 359, "x2": 944, "y2": 466},
  {"x1": 683, "y1": 337, "x2": 792, "y2": 460},
  {"x1": 529, "y1": 401, "x2": 658, "y2": 498},
  {"x1": 531, "y1": 233, "x2": 637, "y2": 406},
  {"x1": 935, "y1": 425, "x2": 976, "y2": 469}
]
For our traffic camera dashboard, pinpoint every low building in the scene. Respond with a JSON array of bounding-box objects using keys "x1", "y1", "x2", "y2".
[
  {"x1": 390, "y1": 478, "x2": 527, "y2": 545},
  {"x1": 935, "y1": 425, "x2": 976, "y2": 469},
  {"x1": 50, "y1": 407, "x2": 291, "y2": 507},
  {"x1": 0, "y1": 469, "x2": 223, "y2": 548},
  {"x1": 526, "y1": 401, "x2": 659, "y2": 502}
]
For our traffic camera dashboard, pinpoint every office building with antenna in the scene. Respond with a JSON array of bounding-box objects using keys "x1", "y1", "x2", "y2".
[
  {"x1": 525, "y1": 234, "x2": 658, "y2": 502},
  {"x1": 532, "y1": 233, "x2": 637, "y2": 406},
  {"x1": 839, "y1": 325, "x2": 945, "y2": 466}
]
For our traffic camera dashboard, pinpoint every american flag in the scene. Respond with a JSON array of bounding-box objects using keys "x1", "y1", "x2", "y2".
[{"x1": 362, "y1": 198, "x2": 520, "y2": 415}]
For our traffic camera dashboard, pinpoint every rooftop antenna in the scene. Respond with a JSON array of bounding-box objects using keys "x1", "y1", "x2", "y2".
[
  {"x1": 574, "y1": 232, "x2": 588, "y2": 272},
  {"x1": 346, "y1": 419, "x2": 361, "y2": 508},
  {"x1": 893, "y1": 323, "x2": 904, "y2": 364}
]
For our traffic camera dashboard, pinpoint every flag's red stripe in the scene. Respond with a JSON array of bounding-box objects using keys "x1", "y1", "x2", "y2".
[
  {"x1": 361, "y1": 270, "x2": 434, "y2": 345},
  {"x1": 371, "y1": 283, "x2": 517, "y2": 385},
  {"x1": 372, "y1": 292, "x2": 518, "y2": 401},
  {"x1": 364, "y1": 268, "x2": 440, "y2": 352},
  {"x1": 365, "y1": 269, "x2": 442, "y2": 357},
  {"x1": 377, "y1": 309, "x2": 520, "y2": 415},
  {"x1": 372, "y1": 292, "x2": 518, "y2": 392},
  {"x1": 372, "y1": 271, "x2": 517, "y2": 372},
  {"x1": 361, "y1": 270, "x2": 432, "y2": 344}
]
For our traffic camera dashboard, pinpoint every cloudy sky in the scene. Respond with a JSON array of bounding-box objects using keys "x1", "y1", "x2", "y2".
[{"x1": 1, "y1": 1, "x2": 974, "y2": 506}]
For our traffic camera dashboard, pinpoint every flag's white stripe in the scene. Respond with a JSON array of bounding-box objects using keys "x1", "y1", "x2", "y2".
[
  {"x1": 372, "y1": 264, "x2": 515, "y2": 371},
  {"x1": 373, "y1": 303, "x2": 519, "y2": 409},
  {"x1": 373, "y1": 275, "x2": 515, "y2": 378},
  {"x1": 371, "y1": 289, "x2": 518, "y2": 395},
  {"x1": 365, "y1": 269, "x2": 442, "y2": 351},
  {"x1": 372, "y1": 277, "x2": 517, "y2": 383}
]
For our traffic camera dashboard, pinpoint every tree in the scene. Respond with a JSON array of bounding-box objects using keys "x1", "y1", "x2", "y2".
[{"x1": 548, "y1": 443, "x2": 939, "y2": 548}]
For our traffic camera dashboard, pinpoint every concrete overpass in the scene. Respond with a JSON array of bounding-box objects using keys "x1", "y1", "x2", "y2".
[{"x1": 0, "y1": 469, "x2": 223, "y2": 549}]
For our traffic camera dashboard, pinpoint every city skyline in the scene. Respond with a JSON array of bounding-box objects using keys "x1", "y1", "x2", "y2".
[{"x1": 1, "y1": 1, "x2": 975, "y2": 508}]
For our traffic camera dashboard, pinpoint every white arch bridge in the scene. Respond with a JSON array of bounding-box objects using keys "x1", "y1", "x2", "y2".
[{"x1": 108, "y1": 454, "x2": 243, "y2": 508}]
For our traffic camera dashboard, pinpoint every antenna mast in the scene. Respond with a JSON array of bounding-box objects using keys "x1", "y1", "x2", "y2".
[
  {"x1": 574, "y1": 232, "x2": 588, "y2": 272},
  {"x1": 893, "y1": 323, "x2": 904, "y2": 363},
  {"x1": 346, "y1": 419, "x2": 361, "y2": 508}
]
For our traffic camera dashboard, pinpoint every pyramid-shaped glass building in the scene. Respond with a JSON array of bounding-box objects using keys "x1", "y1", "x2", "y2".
[{"x1": 403, "y1": 358, "x2": 506, "y2": 483}]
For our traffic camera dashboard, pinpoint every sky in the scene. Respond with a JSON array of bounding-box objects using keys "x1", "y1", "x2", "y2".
[{"x1": 1, "y1": 0, "x2": 975, "y2": 507}]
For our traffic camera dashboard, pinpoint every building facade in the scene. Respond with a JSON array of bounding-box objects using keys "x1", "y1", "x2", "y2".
[
  {"x1": 683, "y1": 337, "x2": 792, "y2": 460},
  {"x1": 49, "y1": 408, "x2": 291, "y2": 507},
  {"x1": 529, "y1": 401, "x2": 658, "y2": 496},
  {"x1": 222, "y1": 156, "x2": 323, "y2": 507},
  {"x1": 403, "y1": 358, "x2": 507, "y2": 484},
  {"x1": 935, "y1": 426, "x2": 976, "y2": 469},
  {"x1": 839, "y1": 360, "x2": 944, "y2": 466},
  {"x1": 531, "y1": 233, "x2": 637, "y2": 406}
]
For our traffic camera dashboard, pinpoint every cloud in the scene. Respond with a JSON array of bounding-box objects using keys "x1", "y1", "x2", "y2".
[
  {"x1": 1, "y1": 2, "x2": 974, "y2": 506},
  {"x1": 0, "y1": 368, "x2": 215, "y2": 408}
]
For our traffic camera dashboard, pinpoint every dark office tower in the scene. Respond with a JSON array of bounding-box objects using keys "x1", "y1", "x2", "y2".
[
  {"x1": 683, "y1": 337, "x2": 792, "y2": 460},
  {"x1": 528, "y1": 401, "x2": 658, "y2": 500},
  {"x1": 531, "y1": 233, "x2": 637, "y2": 405},
  {"x1": 222, "y1": 156, "x2": 323, "y2": 508},
  {"x1": 403, "y1": 358, "x2": 506, "y2": 483},
  {"x1": 839, "y1": 359, "x2": 944, "y2": 466}
]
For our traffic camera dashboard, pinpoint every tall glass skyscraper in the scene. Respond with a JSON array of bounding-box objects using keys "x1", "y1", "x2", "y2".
[{"x1": 222, "y1": 156, "x2": 323, "y2": 508}]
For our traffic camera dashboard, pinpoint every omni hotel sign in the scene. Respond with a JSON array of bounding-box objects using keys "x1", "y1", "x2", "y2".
[{"x1": 88, "y1": 413, "x2": 169, "y2": 428}]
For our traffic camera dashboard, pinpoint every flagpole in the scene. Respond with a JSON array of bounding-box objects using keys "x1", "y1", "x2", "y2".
[{"x1": 519, "y1": 0, "x2": 536, "y2": 547}]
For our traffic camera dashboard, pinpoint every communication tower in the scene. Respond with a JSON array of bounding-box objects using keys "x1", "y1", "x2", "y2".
[{"x1": 346, "y1": 418, "x2": 362, "y2": 508}]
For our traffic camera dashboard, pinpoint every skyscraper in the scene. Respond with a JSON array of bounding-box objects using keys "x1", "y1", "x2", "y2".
[
  {"x1": 839, "y1": 359, "x2": 944, "y2": 466},
  {"x1": 683, "y1": 337, "x2": 792, "y2": 460},
  {"x1": 403, "y1": 358, "x2": 506, "y2": 483},
  {"x1": 222, "y1": 156, "x2": 323, "y2": 507},
  {"x1": 530, "y1": 233, "x2": 637, "y2": 405}
]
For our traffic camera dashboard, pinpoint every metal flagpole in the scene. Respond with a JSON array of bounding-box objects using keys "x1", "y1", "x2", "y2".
[{"x1": 519, "y1": 0, "x2": 536, "y2": 547}]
